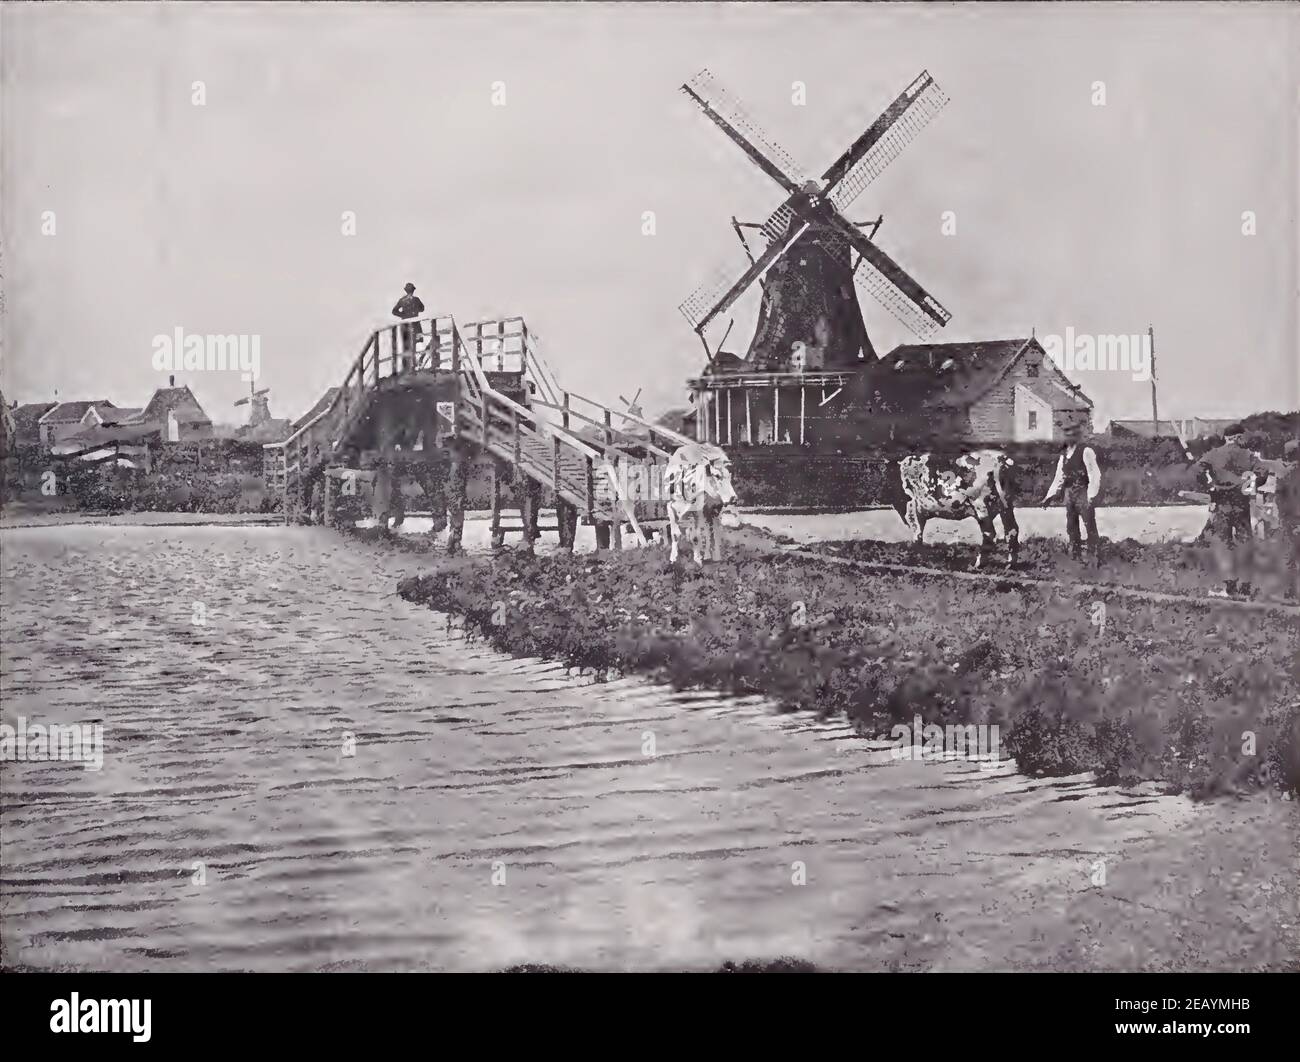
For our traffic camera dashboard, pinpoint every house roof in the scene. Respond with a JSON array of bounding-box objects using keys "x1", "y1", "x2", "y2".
[
  {"x1": 128, "y1": 386, "x2": 211, "y2": 426},
  {"x1": 237, "y1": 418, "x2": 292, "y2": 443},
  {"x1": 98, "y1": 407, "x2": 143, "y2": 424},
  {"x1": 873, "y1": 338, "x2": 1093, "y2": 412},
  {"x1": 12, "y1": 402, "x2": 57, "y2": 436},
  {"x1": 38, "y1": 399, "x2": 116, "y2": 424},
  {"x1": 293, "y1": 387, "x2": 341, "y2": 432},
  {"x1": 1020, "y1": 377, "x2": 1093, "y2": 413}
]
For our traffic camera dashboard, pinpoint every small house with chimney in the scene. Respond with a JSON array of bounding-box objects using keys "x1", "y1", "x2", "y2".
[{"x1": 126, "y1": 376, "x2": 212, "y2": 442}]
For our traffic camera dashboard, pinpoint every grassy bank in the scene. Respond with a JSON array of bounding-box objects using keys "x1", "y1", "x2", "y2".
[
  {"x1": 391, "y1": 536, "x2": 1300, "y2": 797},
  {"x1": 810, "y1": 535, "x2": 1300, "y2": 601}
]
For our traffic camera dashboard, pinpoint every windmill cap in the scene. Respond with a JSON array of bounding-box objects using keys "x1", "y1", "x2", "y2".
[{"x1": 404, "y1": 282, "x2": 416, "y2": 293}]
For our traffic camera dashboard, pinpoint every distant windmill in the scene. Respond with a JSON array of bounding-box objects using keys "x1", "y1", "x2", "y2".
[
  {"x1": 679, "y1": 68, "x2": 953, "y2": 369},
  {"x1": 618, "y1": 388, "x2": 644, "y2": 425},
  {"x1": 234, "y1": 378, "x2": 271, "y2": 428}
]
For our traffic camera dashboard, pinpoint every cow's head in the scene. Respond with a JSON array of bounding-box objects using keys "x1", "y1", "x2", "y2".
[
  {"x1": 955, "y1": 449, "x2": 1015, "y2": 506},
  {"x1": 667, "y1": 442, "x2": 737, "y2": 510}
]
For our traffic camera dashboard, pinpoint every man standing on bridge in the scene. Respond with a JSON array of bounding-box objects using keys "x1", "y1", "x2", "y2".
[
  {"x1": 1042, "y1": 420, "x2": 1102, "y2": 565},
  {"x1": 1198, "y1": 423, "x2": 1275, "y2": 598},
  {"x1": 392, "y1": 282, "x2": 425, "y2": 368}
]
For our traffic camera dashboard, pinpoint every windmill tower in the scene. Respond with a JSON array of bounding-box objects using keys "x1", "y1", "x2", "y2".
[
  {"x1": 677, "y1": 69, "x2": 954, "y2": 447},
  {"x1": 234, "y1": 378, "x2": 272, "y2": 428}
]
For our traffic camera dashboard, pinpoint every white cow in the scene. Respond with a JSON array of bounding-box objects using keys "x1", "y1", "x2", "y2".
[{"x1": 664, "y1": 442, "x2": 737, "y2": 564}]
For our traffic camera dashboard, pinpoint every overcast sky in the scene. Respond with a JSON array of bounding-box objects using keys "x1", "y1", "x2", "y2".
[{"x1": 2, "y1": 1, "x2": 1296, "y2": 427}]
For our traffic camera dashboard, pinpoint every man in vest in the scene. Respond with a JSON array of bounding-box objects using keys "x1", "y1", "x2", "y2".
[
  {"x1": 391, "y1": 282, "x2": 425, "y2": 368},
  {"x1": 1042, "y1": 420, "x2": 1102, "y2": 564},
  {"x1": 1197, "y1": 423, "x2": 1275, "y2": 598}
]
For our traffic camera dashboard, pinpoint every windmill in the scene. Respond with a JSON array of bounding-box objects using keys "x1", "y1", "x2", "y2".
[
  {"x1": 234, "y1": 377, "x2": 271, "y2": 428},
  {"x1": 679, "y1": 69, "x2": 953, "y2": 372},
  {"x1": 618, "y1": 388, "x2": 644, "y2": 424}
]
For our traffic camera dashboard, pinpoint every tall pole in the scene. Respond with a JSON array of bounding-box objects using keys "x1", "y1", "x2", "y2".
[{"x1": 1149, "y1": 325, "x2": 1159, "y2": 435}]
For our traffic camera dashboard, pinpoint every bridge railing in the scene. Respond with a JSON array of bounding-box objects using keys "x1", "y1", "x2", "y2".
[{"x1": 266, "y1": 313, "x2": 459, "y2": 515}]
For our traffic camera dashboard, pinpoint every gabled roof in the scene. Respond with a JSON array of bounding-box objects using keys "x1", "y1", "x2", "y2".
[
  {"x1": 99, "y1": 407, "x2": 143, "y2": 425},
  {"x1": 129, "y1": 386, "x2": 211, "y2": 426},
  {"x1": 293, "y1": 387, "x2": 340, "y2": 432},
  {"x1": 1020, "y1": 377, "x2": 1093, "y2": 413},
  {"x1": 874, "y1": 338, "x2": 1092, "y2": 412},
  {"x1": 12, "y1": 402, "x2": 57, "y2": 436},
  {"x1": 238, "y1": 418, "x2": 292, "y2": 443},
  {"x1": 38, "y1": 399, "x2": 116, "y2": 424}
]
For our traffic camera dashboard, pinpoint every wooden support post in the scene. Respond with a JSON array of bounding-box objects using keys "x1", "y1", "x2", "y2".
[
  {"x1": 512, "y1": 408, "x2": 521, "y2": 467},
  {"x1": 553, "y1": 435, "x2": 561, "y2": 493},
  {"x1": 520, "y1": 477, "x2": 537, "y2": 555},
  {"x1": 800, "y1": 385, "x2": 806, "y2": 445},
  {"x1": 715, "y1": 387, "x2": 722, "y2": 443},
  {"x1": 745, "y1": 388, "x2": 752, "y2": 444},
  {"x1": 323, "y1": 468, "x2": 334, "y2": 527},
  {"x1": 490, "y1": 461, "x2": 504, "y2": 549},
  {"x1": 585, "y1": 458, "x2": 595, "y2": 517},
  {"x1": 562, "y1": 392, "x2": 570, "y2": 432},
  {"x1": 603, "y1": 408, "x2": 613, "y2": 453},
  {"x1": 446, "y1": 440, "x2": 467, "y2": 554},
  {"x1": 726, "y1": 389, "x2": 733, "y2": 445},
  {"x1": 612, "y1": 516, "x2": 622, "y2": 551},
  {"x1": 774, "y1": 387, "x2": 780, "y2": 443}
]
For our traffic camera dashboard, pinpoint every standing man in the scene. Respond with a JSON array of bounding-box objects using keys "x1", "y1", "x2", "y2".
[
  {"x1": 1042, "y1": 420, "x2": 1102, "y2": 564},
  {"x1": 392, "y1": 282, "x2": 425, "y2": 368},
  {"x1": 1197, "y1": 423, "x2": 1275, "y2": 598}
]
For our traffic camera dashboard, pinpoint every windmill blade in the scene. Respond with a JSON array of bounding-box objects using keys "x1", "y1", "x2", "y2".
[
  {"x1": 825, "y1": 215, "x2": 952, "y2": 338},
  {"x1": 681, "y1": 69, "x2": 807, "y2": 195},
  {"x1": 823, "y1": 71, "x2": 950, "y2": 215},
  {"x1": 678, "y1": 215, "x2": 811, "y2": 334}
]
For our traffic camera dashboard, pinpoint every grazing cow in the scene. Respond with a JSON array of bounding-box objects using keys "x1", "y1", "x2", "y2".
[
  {"x1": 894, "y1": 449, "x2": 1019, "y2": 569},
  {"x1": 664, "y1": 442, "x2": 738, "y2": 564}
]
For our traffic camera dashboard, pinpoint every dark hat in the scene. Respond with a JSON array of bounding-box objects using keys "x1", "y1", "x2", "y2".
[
  {"x1": 404, "y1": 282, "x2": 416, "y2": 294},
  {"x1": 1224, "y1": 423, "x2": 1245, "y2": 436}
]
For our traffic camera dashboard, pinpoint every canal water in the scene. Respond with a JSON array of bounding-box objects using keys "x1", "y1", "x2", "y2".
[{"x1": 2, "y1": 525, "x2": 1295, "y2": 971}]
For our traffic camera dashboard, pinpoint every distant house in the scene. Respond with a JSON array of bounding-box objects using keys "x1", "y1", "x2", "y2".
[
  {"x1": 874, "y1": 337, "x2": 1094, "y2": 444},
  {"x1": 292, "y1": 387, "x2": 340, "y2": 435},
  {"x1": 125, "y1": 377, "x2": 212, "y2": 442},
  {"x1": 10, "y1": 402, "x2": 57, "y2": 446},
  {"x1": 236, "y1": 417, "x2": 292, "y2": 444},
  {"x1": 1108, "y1": 417, "x2": 1238, "y2": 442},
  {"x1": 37, "y1": 400, "x2": 119, "y2": 446}
]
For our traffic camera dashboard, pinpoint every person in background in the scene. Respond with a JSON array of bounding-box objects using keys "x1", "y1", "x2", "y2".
[
  {"x1": 1274, "y1": 438, "x2": 1300, "y2": 599},
  {"x1": 1197, "y1": 423, "x2": 1275, "y2": 598},
  {"x1": 1042, "y1": 420, "x2": 1102, "y2": 564},
  {"x1": 392, "y1": 282, "x2": 425, "y2": 368}
]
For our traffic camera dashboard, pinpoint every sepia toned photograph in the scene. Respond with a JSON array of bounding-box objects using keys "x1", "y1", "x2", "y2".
[{"x1": 0, "y1": 0, "x2": 1296, "y2": 1025}]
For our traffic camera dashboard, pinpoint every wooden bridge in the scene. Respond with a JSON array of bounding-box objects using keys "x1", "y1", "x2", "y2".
[{"x1": 263, "y1": 314, "x2": 691, "y2": 550}]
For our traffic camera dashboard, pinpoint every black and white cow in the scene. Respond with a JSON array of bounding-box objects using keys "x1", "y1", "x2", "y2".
[{"x1": 893, "y1": 449, "x2": 1019, "y2": 569}]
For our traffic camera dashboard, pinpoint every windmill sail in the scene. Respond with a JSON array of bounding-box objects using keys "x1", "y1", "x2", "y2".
[
  {"x1": 681, "y1": 69, "x2": 808, "y2": 192},
  {"x1": 825, "y1": 71, "x2": 950, "y2": 214}
]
